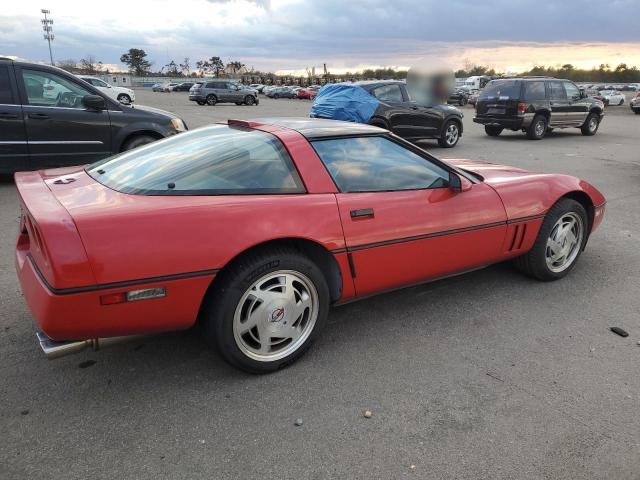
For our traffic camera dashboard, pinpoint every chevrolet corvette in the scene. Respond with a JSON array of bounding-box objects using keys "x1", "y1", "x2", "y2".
[{"x1": 15, "y1": 118, "x2": 606, "y2": 373}]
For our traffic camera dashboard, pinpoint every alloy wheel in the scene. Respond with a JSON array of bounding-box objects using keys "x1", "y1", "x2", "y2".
[{"x1": 545, "y1": 212, "x2": 584, "y2": 273}]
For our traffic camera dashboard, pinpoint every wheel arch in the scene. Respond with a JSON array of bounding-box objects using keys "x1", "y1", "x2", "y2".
[
  {"x1": 441, "y1": 115, "x2": 463, "y2": 136},
  {"x1": 559, "y1": 190, "x2": 595, "y2": 239},
  {"x1": 535, "y1": 109, "x2": 551, "y2": 120},
  {"x1": 201, "y1": 237, "x2": 344, "y2": 314},
  {"x1": 119, "y1": 130, "x2": 164, "y2": 152}
]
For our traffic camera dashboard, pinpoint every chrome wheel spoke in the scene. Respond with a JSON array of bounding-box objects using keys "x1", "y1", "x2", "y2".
[{"x1": 545, "y1": 212, "x2": 584, "y2": 273}]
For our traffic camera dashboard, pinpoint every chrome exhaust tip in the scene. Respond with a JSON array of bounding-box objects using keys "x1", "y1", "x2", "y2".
[{"x1": 36, "y1": 331, "x2": 142, "y2": 360}]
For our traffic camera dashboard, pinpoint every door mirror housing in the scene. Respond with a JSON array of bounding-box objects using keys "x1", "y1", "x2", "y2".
[
  {"x1": 82, "y1": 95, "x2": 106, "y2": 110},
  {"x1": 449, "y1": 172, "x2": 473, "y2": 192}
]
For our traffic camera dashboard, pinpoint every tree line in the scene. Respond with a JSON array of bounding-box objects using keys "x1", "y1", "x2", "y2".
[{"x1": 454, "y1": 63, "x2": 640, "y2": 83}]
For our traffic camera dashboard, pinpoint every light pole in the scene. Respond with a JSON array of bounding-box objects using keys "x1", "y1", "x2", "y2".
[{"x1": 41, "y1": 9, "x2": 54, "y2": 65}]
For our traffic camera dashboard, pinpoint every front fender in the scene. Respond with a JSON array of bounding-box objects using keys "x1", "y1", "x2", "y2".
[{"x1": 112, "y1": 122, "x2": 174, "y2": 151}]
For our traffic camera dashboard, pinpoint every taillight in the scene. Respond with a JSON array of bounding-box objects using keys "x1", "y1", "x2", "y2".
[{"x1": 517, "y1": 103, "x2": 528, "y2": 114}]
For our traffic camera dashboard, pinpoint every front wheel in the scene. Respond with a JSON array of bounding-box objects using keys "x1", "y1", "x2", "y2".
[
  {"x1": 581, "y1": 112, "x2": 600, "y2": 136},
  {"x1": 438, "y1": 120, "x2": 460, "y2": 148},
  {"x1": 484, "y1": 125, "x2": 503, "y2": 136},
  {"x1": 122, "y1": 134, "x2": 156, "y2": 151},
  {"x1": 201, "y1": 248, "x2": 329, "y2": 373},
  {"x1": 513, "y1": 199, "x2": 588, "y2": 281},
  {"x1": 117, "y1": 94, "x2": 131, "y2": 105},
  {"x1": 526, "y1": 114, "x2": 547, "y2": 140},
  {"x1": 244, "y1": 95, "x2": 255, "y2": 106}
]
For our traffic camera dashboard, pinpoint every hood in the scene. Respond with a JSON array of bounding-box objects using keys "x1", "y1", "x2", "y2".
[
  {"x1": 444, "y1": 158, "x2": 539, "y2": 183},
  {"x1": 121, "y1": 103, "x2": 175, "y2": 118}
]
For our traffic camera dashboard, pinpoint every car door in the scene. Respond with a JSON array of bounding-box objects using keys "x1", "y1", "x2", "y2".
[
  {"x1": 546, "y1": 80, "x2": 569, "y2": 127},
  {"x1": 310, "y1": 135, "x2": 507, "y2": 296},
  {"x1": 15, "y1": 66, "x2": 112, "y2": 168},
  {"x1": 563, "y1": 81, "x2": 588, "y2": 126},
  {"x1": 0, "y1": 63, "x2": 29, "y2": 172},
  {"x1": 371, "y1": 84, "x2": 436, "y2": 138}
]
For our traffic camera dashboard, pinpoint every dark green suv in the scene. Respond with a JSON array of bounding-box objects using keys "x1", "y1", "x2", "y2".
[
  {"x1": 473, "y1": 77, "x2": 605, "y2": 140},
  {"x1": 189, "y1": 81, "x2": 259, "y2": 106}
]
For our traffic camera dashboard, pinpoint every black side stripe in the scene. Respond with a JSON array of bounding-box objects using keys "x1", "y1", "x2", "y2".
[
  {"x1": 27, "y1": 254, "x2": 218, "y2": 296},
  {"x1": 329, "y1": 213, "x2": 546, "y2": 254}
]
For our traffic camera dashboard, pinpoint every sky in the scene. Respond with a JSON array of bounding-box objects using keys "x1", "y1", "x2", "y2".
[{"x1": 1, "y1": 0, "x2": 639, "y2": 75}]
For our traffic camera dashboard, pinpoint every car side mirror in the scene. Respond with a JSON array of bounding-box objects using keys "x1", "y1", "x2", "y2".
[
  {"x1": 579, "y1": 89, "x2": 586, "y2": 99},
  {"x1": 82, "y1": 95, "x2": 106, "y2": 110},
  {"x1": 449, "y1": 172, "x2": 473, "y2": 192}
]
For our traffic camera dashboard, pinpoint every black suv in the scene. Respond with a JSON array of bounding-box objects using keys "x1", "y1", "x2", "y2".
[
  {"x1": 0, "y1": 58, "x2": 187, "y2": 173},
  {"x1": 473, "y1": 77, "x2": 604, "y2": 140},
  {"x1": 356, "y1": 81, "x2": 464, "y2": 148}
]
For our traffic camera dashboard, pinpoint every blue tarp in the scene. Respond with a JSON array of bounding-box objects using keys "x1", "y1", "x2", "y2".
[{"x1": 310, "y1": 83, "x2": 380, "y2": 124}]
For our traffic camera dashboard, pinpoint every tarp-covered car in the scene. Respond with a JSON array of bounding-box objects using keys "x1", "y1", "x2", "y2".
[{"x1": 310, "y1": 81, "x2": 464, "y2": 148}]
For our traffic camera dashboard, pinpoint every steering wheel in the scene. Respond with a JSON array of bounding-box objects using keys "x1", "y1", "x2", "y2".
[{"x1": 57, "y1": 91, "x2": 82, "y2": 108}]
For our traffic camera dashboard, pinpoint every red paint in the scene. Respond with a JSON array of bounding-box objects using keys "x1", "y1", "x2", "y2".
[{"x1": 14, "y1": 122, "x2": 606, "y2": 341}]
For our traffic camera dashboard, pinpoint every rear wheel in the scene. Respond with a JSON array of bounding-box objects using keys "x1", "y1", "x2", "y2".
[
  {"x1": 122, "y1": 135, "x2": 156, "y2": 151},
  {"x1": 484, "y1": 125, "x2": 503, "y2": 136},
  {"x1": 438, "y1": 120, "x2": 460, "y2": 148},
  {"x1": 244, "y1": 95, "x2": 255, "y2": 106},
  {"x1": 526, "y1": 114, "x2": 547, "y2": 140},
  {"x1": 581, "y1": 112, "x2": 600, "y2": 136},
  {"x1": 513, "y1": 199, "x2": 588, "y2": 281},
  {"x1": 206, "y1": 94, "x2": 217, "y2": 106},
  {"x1": 201, "y1": 248, "x2": 329, "y2": 373}
]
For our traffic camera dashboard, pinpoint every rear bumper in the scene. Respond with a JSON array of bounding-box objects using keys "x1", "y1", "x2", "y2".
[
  {"x1": 16, "y1": 246, "x2": 214, "y2": 341},
  {"x1": 473, "y1": 116, "x2": 524, "y2": 129}
]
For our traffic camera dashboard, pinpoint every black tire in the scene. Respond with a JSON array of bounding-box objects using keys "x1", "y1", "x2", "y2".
[
  {"x1": 581, "y1": 112, "x2": 600, "y2": 136},
  {"x1": 122, "y1": 135, "x2": 156, "y2": 151},
  {"x1": 634, "y1": 109, "x2": 640, "y2": 115},
  {"x1": 197, "y1": 101, "x2": 206, "y2": 106},
  {"x1": 273, "y1": 93, "x2": 280, "y2": 99},
  {"x1": 526, "y1": 114, "x2": 547, "y2": 140},
  {"x1": 513, "y1": 198, "x2": 588, "y2": 281},
  {"x1": 484, "y1": 125, "x2": 503, "y2": 136},
  {"x1": 235, "y1": 101, "x2": 243, "y2": 106},
  {"x1": 458, "y1": 98, "x2": 467, "y2": 106},
  {"x1": 244, "y1": 95, "x2": 255, "y2": 106},
  {"x1": 206, "y1": 94, "x2": 217, "y2": 106},
  {"x1": 438, "y1": 120, "x2": 460, "y2": 148},
  {"x1": 201, "y1": 248, "x2": 330, "y2": 373},
  {"x1": 117, "y1": 94, "x2": 131, "y2": 105}
]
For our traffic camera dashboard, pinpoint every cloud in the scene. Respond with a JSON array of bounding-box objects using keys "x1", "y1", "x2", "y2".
[{"x1": 1, "y1": 0, "x2": 638, "y2": 72}]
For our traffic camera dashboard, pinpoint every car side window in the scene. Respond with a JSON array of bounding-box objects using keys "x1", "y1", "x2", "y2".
[
  {"x1": 0, "y1": 66, "x2": 16, "y2": 104},
  {"x1": 523, "y1": 81, "x2": 546, "y2": 101},
  {"x1": 21, "y1": 69, "x2": 92, "y2": 109},
  {"x1": 548, "y1": 81, "x2": 567, "y2": 101},
  {"x1": 372, "y1": 84, "x2": 404, "y2": 102},
  {"x1": 564, "y1": 82, "x2": 580, "y2": 101},
  {"x1": 311, "y1": 136, "x2": 450, "y2": 193}
]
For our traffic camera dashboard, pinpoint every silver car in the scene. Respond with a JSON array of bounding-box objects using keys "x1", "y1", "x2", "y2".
[{"x1": 189, "y1": 81, "x2": 259, "y2": 106}]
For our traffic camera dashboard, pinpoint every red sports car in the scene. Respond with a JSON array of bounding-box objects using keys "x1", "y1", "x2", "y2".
[
  {"x1": 15, "y1": 118, "x2": 606, "y2": 373},
  {"x1": 297, "y1": 87, "x2": 318, "y2": 100}
]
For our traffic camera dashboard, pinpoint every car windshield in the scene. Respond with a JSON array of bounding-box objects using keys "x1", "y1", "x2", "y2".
[
  {"x1": 479, "y1": 80, "x2": 521, "y2": 100},
  {"x1": 86, "y1": 125, "x2": 305, "y2": 195}
]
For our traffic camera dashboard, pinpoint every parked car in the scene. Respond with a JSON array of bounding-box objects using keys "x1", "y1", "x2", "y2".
[
  {"x1": 189, "y1": 80, "x2": 259, "y2": 106},
  {"x1": 447, "y1": 89, "x2": 469, "y2": 106},
  {"x1": 598, "y1": 90, "x2": 625, "y2": 106},
  {"x1": 15, "y1": 117, "x2": 606, "y2": 373},
  {"x1": 162, "y1": 83, "x2": 179, "y2": 92},
  {"x1": 250, "y1": 83, "x2": 265, "y2": 93},
  {"x1": 0, "y1": 57, "x2": 187, "y2": 173},
  {"x1": 151, "y1": 83, "x2": 164, "y2": 92},
  {"x1": 78, "y1": 76, "x2": 136, "y2": 104},
  {"x1": 630, "y1": 92, "x2": 640, "y2": 114},
  {"x1": 172, "y1": 82, "x2": 195, "y2": 92},
  {"x1": 585, "y1": 89, "x2": 608, "y2": 106},
  {"x1": 266, "y1": 86, "x2": 297, "y2": 99},
  {"x1": 311, "y1": 81, "x2": 464, "y2": 148},
  {"x1": 467, "y1": 91, "x2": 479, "y2": 106},
  {"x1": 297, "y1": 87, "x2": 317, "y2": 100},
  {"x1": 473, "y1": 77, "x2": 605, "y2": 140}
]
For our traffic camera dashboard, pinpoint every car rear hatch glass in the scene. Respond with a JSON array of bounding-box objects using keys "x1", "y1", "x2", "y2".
[{"x1": 476, "y1": 80, "x2": 522, "y2": 116}]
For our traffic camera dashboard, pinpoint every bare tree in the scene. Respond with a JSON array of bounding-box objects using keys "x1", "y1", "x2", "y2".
[
  {"x1": 79, "y1": 55, "x2": 99, "y2": 74},
  {"x1": 56, "y1": 59, "x2": 77, "y2": 72},
  {"x1": 179, "y1": 57, "x2": 191, "y2": 76}
]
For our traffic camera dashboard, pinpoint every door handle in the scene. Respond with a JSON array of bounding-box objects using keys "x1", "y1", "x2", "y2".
[
  {"x1": 350, "y1": 208, "x2": 374, "y2": 219},
  {"x1": 28, "y1": 113, "x2": 50, "y2": 120},
  {"x1": 0, "y1": 112, "x2": 18, "y2": 119}
]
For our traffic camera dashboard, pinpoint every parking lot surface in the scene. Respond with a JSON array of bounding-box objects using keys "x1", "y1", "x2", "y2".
[{"x1": 1, "y1": 90, "x2": 639, "y2": 479}]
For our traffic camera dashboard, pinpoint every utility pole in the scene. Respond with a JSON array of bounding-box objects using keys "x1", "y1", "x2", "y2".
[{"x1": 41, "y1": 9, "x2": 54, "y2": 65}]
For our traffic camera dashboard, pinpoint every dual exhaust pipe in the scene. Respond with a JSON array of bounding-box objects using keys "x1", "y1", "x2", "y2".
[{"x1": 36, "y1": 331, "x2": 142, "y2": 360}]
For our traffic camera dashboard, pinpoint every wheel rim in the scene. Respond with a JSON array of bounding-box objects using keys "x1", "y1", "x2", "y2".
[
  {"x1": 445, "y1": 123, "x2": 458, "y2": 145},
  {"x1": 246, "y1": 96, "x2": 254, "y2": 105},
  {"x1": 233, "y1": 270, "x2": 319, "y2": 362},
  {"x1": 207, "y1": 96, "x2": 216, "y2": 105},
  {"x1": 545, "y1": 212, "x2": 584, "y2": 273},
  {"x1": 589, "y1": 116, "x2": 598, "y2": 132},
  {"x1": 118, "y1": 95, "x2": 130, "y2": 104},
  {"x1": 535, "y1": 120, "x2": 545, "y2": 137}
]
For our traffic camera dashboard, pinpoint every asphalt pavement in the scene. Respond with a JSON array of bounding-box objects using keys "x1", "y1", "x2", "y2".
[{"x1": 1, "y1": 90, "x2": 639, "y2": 479}]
